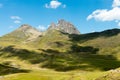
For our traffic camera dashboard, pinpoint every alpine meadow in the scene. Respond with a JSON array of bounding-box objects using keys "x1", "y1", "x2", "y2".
[{"x1": 0, "y1": 0, "x2": 120, "y2": 80}]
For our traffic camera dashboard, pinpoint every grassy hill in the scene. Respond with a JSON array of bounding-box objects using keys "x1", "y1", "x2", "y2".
[{"x1": 0, "y1": 28, "x2": 120, "y2": 80}]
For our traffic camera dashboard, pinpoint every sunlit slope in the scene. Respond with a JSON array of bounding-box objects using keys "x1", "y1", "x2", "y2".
[
  {"x1": 0, "y1": 28, "x2": 120, "y2": 80},
  {"x1": 28, "y1": 30, "x2": 72, "y2": 52}
]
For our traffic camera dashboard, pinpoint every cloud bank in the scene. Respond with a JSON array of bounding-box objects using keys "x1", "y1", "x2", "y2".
[{"x1": 87, "y1": 0, "x2": 120, "y2": 27}]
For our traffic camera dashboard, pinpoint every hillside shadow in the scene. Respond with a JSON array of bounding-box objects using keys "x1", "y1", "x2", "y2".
[
  {"x1": 0, "y1": 45, "x2": 48, "y2": 64},
  {"x1": 0, "y1": 64, "x2": 30, "y2": 76},
  {"x1": 69, "y1": 44, "x2": 99, "y2": 54},
  {"x1": 39, "y1": 46, "x2": 120, "y2": 71},
  {"x1": 68, "y1": 29, "x2": 120, "y2": 43},
  {"x1": 1, "y1": 45, "x2": 120, "y2": 71}
]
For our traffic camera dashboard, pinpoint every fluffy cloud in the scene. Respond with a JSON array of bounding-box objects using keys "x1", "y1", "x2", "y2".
[
  {"x1": 37, "y1": 25, "x2": 46, "y2": 31},
  {"x1": 45, "y1": 0, "x2": 66, "y2": 9},
  {"x1": 0, "y1": 3, "x2": 3, "y2": 8},
  {"x1": 11, "y1": 16, "x2": 22, "y2": 24},
  {"x1": 87, "y1": 7, "x2": 120, "y2": 21},
  {"x1": 112, "y1": 0, "x2": 120, "y2": 7},
  {"x1": 87, "y1": 0, "x2": 120, "y2": 27}
]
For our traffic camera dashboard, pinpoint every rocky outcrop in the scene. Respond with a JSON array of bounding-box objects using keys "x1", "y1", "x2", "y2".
[
  {"x1": 1, "y1": 20, "x2": 80, "y2": 43},
  {"x1": 96, "y1": 69, "x2": 120, "y2": 80},
  {"x1": 5, "y1": 24, "x2": 43, "y2": 42},
  {"x1": 17, "y1": 24, "x2": 42, "y2": 36},
  {"x1": 48, "y1": 19, "x2": 80, "y2": 34},
  {"x1": 18, "y1": 24, "x2": 42, "y2": 42}
]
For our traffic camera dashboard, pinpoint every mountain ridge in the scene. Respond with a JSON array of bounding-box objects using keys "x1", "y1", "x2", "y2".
[{"x1": 0, "y1": 21, "x2": 120, "y2": 80}]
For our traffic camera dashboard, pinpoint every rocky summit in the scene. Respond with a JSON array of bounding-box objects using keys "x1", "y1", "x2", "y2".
[
  {"x1": 0, "y1": 20, "x2": 80, "y2": 44},
  {"x1": 18, "y1": 24, "x2": 42, "y2": 40},
  {"x1": 48, "y1": 19, "x2": 80, "y2": 34},
  {"x1": 0, "y1": 24, "x2": 42, "y2": 43},
  {"x1": 17, "y1": 24, "x2": 42, "y2": 36}
]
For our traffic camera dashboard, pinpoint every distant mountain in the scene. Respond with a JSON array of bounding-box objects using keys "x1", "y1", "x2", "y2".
[
  {"x1": 0, "y1": 24, "x2": 42, "y2": 45},
  {"x1": 16, "y1": 24, "x2": 42, "y2": 42},
  {"x1": 48, "y1": 19, "x2": 80, "y2": 34}
]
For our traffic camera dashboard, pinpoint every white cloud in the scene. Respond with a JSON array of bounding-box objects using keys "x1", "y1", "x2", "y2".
[
  {"x1": 11, "y1": 16, "x2": 21, "y2": 20},
  {"x1": 112, "y1": 0, "x2": 120, "y2": 7},
  {"x1": 87, "y1": 7, "x2": 120, "y2": 21},
  {"x1": 45, "y1": 0, "x2": 65, "y2": 9},
  {"x1": 0, "y1": 3, "x2": 3, "y2": 8},
  {"x1": 10, "y1": 16, "x2": 22, "y2": 24},
  {"x1": 37, "y1": 25, "x2": 46, "y2": 31},
  {"x1": 87, "y1": 0, "x2": 120, "y2": 27},
  {"x1": 14, "y1": 20, "x2": 21, "y2": 24}
]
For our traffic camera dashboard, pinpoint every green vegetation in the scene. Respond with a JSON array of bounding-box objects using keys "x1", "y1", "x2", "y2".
[
  {"x1": 0, "y1": 28, "x2": 120, "y2": 80},
  {"x1": 0, "y1": 64, "x2": 29, "y2": 76}
]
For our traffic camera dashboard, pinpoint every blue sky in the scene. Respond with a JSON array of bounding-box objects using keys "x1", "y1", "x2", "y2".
[{"x1": 0, "y1": 0, "x2": 120, "y2": 36}]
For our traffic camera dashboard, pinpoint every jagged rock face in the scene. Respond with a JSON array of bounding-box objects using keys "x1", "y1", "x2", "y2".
[{"x1": 48, "y1": 19, "x2": 80, "y2": 34}]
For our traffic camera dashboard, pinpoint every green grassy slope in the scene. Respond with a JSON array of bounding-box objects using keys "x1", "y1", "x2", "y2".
[
  {"x1": 28, "y1": 30, "x2": 72, "y2": 52},
  {"x1": 0, "y1": 28, "x2": 120, "y2": 80},
  {"x1": 70, "y1": 29, "x2": 120, "y2": 59},
  {"x1": 0, "y1": 30, "x2": 28, "y2": 46}
]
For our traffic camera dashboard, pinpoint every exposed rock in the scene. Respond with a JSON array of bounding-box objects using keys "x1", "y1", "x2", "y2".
[
  {"x1": 16, "y1": 24, "x2": 42, "y2": 42},
  {"x1": 48, "y1": 23, "x2": 56, "y2": 30},
  {"x1": 17, "y1": 24, "x2": 42, "y2": 36},
  {"x1": 0, "y1": 20, "x2": 80, "y2": 43},
  {"x1": 96, "y1": 69, "x2": 120, "y2": 80},
  {"x1": 48, "y1": 19, "x2": 80, "y2": 34}
]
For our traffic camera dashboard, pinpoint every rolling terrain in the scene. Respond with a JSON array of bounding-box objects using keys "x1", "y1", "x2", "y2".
[{"x1": 0, "y1": 20, "x2": 120, "y2": 80}]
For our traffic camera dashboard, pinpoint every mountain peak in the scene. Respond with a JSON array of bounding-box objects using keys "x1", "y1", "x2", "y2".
[
  {"x1": 18, "y1": 24, "x2": 34, "y2": 31},
  {"x1": 48, "y1": 19, "x2": 80, "y2": 34},
  {"x1": 13, "y1": 24, "x2": 42, "y2": 42},
  {"x1": 17, "y1": 24, "x2": 41, "y2": 34},
  {"x1": 21, "y1": 24, "x2": 32, "y2": 27}
]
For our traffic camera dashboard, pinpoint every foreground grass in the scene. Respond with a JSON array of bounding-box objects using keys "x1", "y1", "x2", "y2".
[{"x1": 3, "y1": 69, "x2": 106, "y2": 80}]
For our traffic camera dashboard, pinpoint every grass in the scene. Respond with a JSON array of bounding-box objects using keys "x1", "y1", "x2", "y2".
[
  {"x1": 0, "y1": 46, "x2": 118, "y2": 80},
  {"x1": 4, "y1": 69, "x2": 106, "y2": 80},
  {"x1": 0, "y1": 29, "x2": 120, "y2": 80}
]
